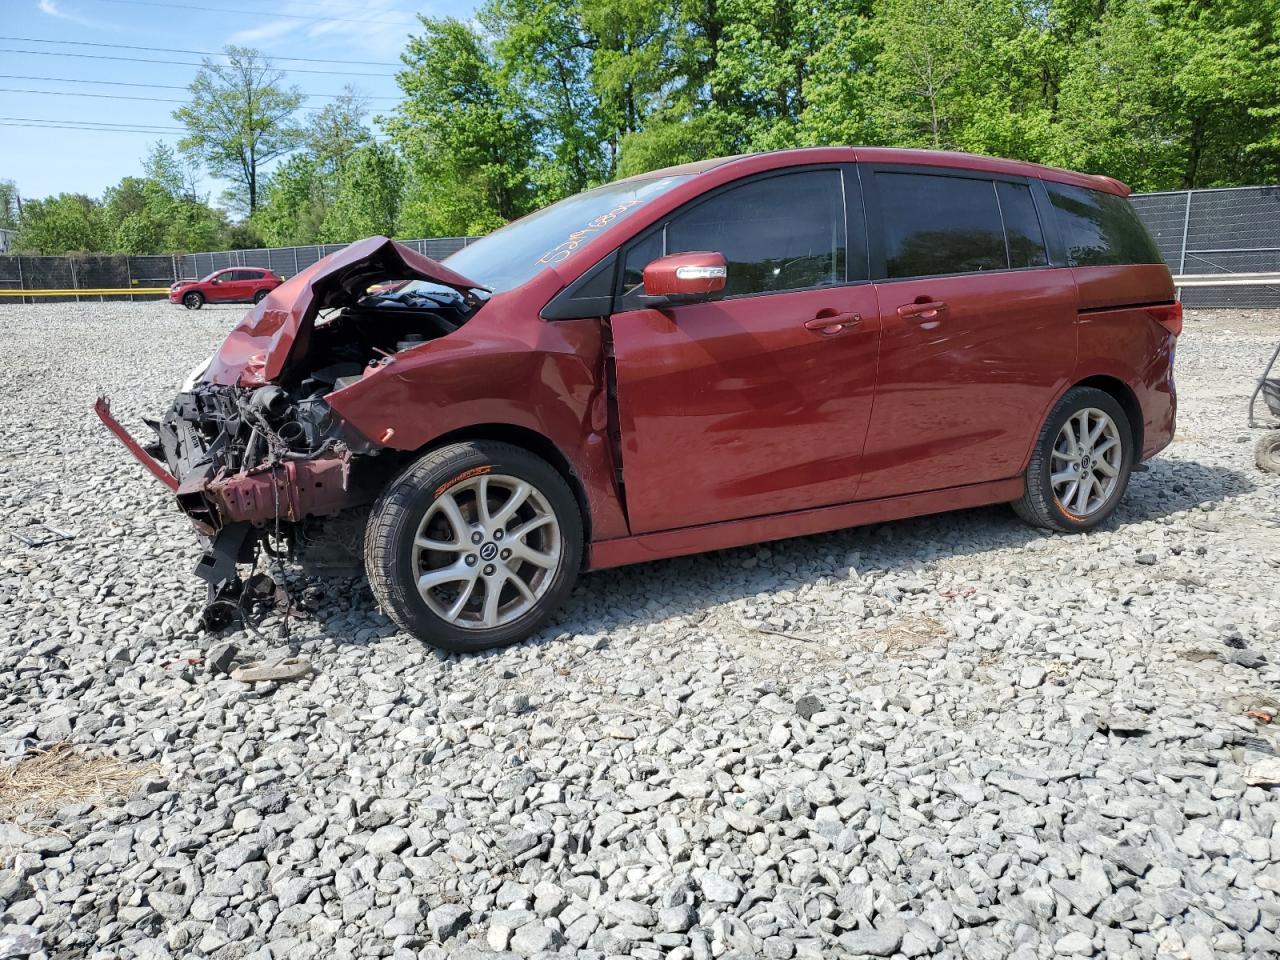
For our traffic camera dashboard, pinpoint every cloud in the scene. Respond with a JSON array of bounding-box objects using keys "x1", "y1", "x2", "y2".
[
  {"x1": 37, "y1": 0, "x2": 113, "y2": 29},
  {"x1": 225, "y1": 0, "x2": 427, "y2": 58}
]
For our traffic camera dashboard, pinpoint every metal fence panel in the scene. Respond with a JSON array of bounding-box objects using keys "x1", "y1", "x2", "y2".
[{"x1": 2, "y1": 203, "x2": 1276, "y2": 306}]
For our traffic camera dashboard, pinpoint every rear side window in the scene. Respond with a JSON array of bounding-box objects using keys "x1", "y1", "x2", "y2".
[
  {"x1": 997, "y1": 182, "x2": 1048, "y2": 268},
  {"x1": 877, "y1": 172, "x2": 1006, "y2": 278},
  {"x1": 1045, "y1": 183, "x2": 1163, "y2": 266},
  {"x1": 664, "y1": 170, "x2": 846, "y2": 297}
]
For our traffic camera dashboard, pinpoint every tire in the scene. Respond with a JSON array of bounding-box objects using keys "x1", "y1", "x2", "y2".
[
  {"x1": 1256, "y1": 430, "x2": 1280, "y2": 474},
  {"x1": 1013, "y1": 386, "x2": 1134, "y2": 532},
  {"x1": 183, "y1": 291, "x2": 204, "y2": 310},
  {"x1": 253, "y1": 289, "x2": 269, "y2": 304},
  {"x1": 364, "y1": 441, "x2": 583, "y2": 652}
]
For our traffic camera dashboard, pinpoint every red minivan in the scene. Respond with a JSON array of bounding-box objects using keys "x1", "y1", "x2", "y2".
[
  {"x1": 169, "y1": 267, "x2": 283, "y2": 310},
  {"x1": 101, "y1": 147, "x2": 1180, "y2": 651}
]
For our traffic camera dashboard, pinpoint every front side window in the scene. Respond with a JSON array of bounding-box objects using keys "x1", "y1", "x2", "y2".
[
  {"x1": 877, "y1": 172, "x2": 1007, "y2": 278},
  {"x1": 1046, "y1": 182, "x2": 1164, "y2": 267},
  {"x1": 663, "y1": 170, "x2": 846, "y2": 298}
]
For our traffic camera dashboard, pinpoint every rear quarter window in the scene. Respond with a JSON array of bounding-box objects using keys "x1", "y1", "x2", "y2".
[{"x1": 1046, "y1": 183, "x2": 1164, "y2": 267}]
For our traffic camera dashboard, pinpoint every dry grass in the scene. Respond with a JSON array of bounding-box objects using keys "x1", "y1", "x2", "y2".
[
  {"x1": 875, "y1": 614, "x2": 950, "y2": 654},
  {"x1": 0, "y1": 744, "x2": 157, "y2": 822}
]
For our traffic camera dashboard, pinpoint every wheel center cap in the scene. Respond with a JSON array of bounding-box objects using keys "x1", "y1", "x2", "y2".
[{"x1": 479, "y1": 542, "x2": 499, "y2": 562}]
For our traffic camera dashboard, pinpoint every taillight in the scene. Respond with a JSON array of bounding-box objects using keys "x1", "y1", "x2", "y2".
[{"x1": 1147, "y1": 302, "x2": 1183, "y2": 337}]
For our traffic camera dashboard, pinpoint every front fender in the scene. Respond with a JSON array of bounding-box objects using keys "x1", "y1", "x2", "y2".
[{"x1": 325, "y1": 316, "x2": 629, "y2": 541}]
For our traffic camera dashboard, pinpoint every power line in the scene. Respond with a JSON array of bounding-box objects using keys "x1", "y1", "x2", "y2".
[
  {"x1": 0, "y1": 117, "x2": 186, "y2": 132},
  {"x1": 0, "y1": 88, "x2": 184, "y2": 103},
  {"x1": 0, "y1": 122, "x2": 180, "y2": 135},
  {"x1": 86, "y1": 0, "x2": 418, "y2": 27},
  {"x1": 0, "y1": 83, "x2": 404, "y2": 104},
  {"x1": 0, "y1": 48, "x2": 398, "y2": 78},
  {"x1": 1, "y1": 115, "x2": 185, "y2": 130},
  {"x1": 0, "y1": 35, "x2": 401, "y2": 68}
]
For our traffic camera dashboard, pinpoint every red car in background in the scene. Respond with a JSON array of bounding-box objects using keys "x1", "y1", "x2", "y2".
[
  {"x1": 169, "y1": 267, "x2": 283, "y2": 310},
  {"x1": 103, "y1": 146, "x2": 1180, "y2": 652}
]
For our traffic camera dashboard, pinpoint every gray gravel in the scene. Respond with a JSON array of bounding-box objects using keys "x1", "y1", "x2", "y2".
[{"x1": 1, "y1": 301, "x2": 1279, "y2": 960}]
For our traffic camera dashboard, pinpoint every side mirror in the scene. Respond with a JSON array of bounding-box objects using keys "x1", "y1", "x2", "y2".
[{"x1": 642, "y1": 252, "x2": 727, "y2": 303}]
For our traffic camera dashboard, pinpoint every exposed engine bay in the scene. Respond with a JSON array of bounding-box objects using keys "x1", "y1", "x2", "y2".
[
  {"x1": 160, "y1": 282, "x2": 478, "y2": 490},
  {"x1": 94, "y1": 238, "x2": 490, "y2": 630}
]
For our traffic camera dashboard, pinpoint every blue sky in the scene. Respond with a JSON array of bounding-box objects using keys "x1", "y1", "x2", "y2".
[{"x1": 1, "y1": 0, "x2": 473, "y2": 207}]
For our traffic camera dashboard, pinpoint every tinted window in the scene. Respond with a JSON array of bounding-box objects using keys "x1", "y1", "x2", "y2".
[
  {"x1": 878, "y1": 172, "x2": 1006, "y2": 278},
  {"x1": 997, "y1": 182, "x2": 1048, "y2": 268},
  {"x1": 621, "y1": 231, "x2": 663, "y2": 300},
  {"x1": 1046, "y1": 182, "x2": 1163, "y2": 266},
  {"x1": 665, "y1": 170, "x2": 846, "y2": 297}
]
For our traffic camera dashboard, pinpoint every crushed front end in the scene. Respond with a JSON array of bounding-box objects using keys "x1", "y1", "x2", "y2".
[{"x1": 95, "y1": 236, "x2": 486, "y2": 628}]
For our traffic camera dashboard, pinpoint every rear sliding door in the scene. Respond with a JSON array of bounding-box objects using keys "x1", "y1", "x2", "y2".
[{"x1": 858, "y1": 166, "x2": 1077, "y2": 500}]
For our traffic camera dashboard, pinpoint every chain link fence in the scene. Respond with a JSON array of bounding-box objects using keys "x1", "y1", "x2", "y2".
[
  {"x1": 177, "y1": 237, "x2": 476, "y2": 282},
  {"x1": 1129, "y1": 185, "x2": 1280, "y2": 308},
  {"x1": 3, "y1": 189, "x2": 1280, "y2": 306}
]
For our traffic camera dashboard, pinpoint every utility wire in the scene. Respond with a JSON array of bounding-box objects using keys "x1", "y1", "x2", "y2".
[
  {"x1": 85, "y1": 0, "x2": 419, "y2": 27},
  {"x1": 0, "y1": 75, "x2": 403, "y2": 100},
  {"x1": 0, "y1": 120, "x2": 185, "y2": 134},
  {"x1": 0, "y1": 48, "x2": 397, "y2": 77},
  {"x1": 1, "y1": 115, "x2": 183, "y2": 128},
  {"x1": 0, "y1": 36, "x2": 401, "y2": 67},
  {"x1": 0, "y1": 122, "x2": 180, "y2": 135},
  {"x1": 0, "y1": 85, "x2": 403, "y2": 104}
]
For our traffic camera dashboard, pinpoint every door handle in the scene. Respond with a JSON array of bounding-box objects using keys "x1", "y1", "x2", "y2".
[
  {"x1": 897, "y1": 299, "x2": 947, "y2": 321},
  {"x1": 804, "y1": 312, "x2": 861, "y2": 336}
]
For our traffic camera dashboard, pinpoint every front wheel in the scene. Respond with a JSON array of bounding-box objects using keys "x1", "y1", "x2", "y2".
[
  {"x1": 183, "y1": 291, "x2": 204, "y2": 310},
  {"x1": 364, "y1": 441, "x2": 583, "y2": 652},
  {"x1": 253, "y1": 289, "x2": 270, "y2": 304},
  {"x1": 1013, "y1": 386, "x2": 1134, "y2": 532}
]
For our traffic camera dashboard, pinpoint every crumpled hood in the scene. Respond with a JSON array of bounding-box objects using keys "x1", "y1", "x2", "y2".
[{"x1": 202, "y1": 236, "x2": 484, "y2": 387}]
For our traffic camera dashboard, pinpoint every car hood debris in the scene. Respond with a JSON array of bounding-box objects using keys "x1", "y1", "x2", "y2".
[{"x1": 202, "y1": 235, "x2": 484, "y2": 387}]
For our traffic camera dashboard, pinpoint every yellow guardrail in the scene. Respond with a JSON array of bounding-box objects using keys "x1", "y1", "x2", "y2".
[{"x1": 0, "y1": 288, "x2": 171, "y2": 296}]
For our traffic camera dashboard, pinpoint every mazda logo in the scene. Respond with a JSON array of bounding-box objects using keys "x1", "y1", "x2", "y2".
[{"x1": 479, "y1": 542, "x2": 498, "y2": 561}]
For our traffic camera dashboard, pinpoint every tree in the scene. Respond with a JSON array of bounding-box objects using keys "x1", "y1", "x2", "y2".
[
  {"x1": 387, "y1": 17, "x2": 540, "y2": 235},
  {"x1": 321, "y1": 143, "x2": 405, "y2": 242},
  {"x1": 303, "y1": 86, "x2": 374, "y2": 180},
  {"x1": 174, "y1": 46, "x2": 305, "y2": 214},
  {"x1": 486, "y1": 0, "x2": 610, "y2": 197},
  {"x1": 0, "y1": 180, "x2": 19, "y2": 230},
  {"x1": 11, "y1": 194, "x2": 108, "y2": 254},
  {"x1": 253, "y1": 154, "x2": 327, "y2": 246}
]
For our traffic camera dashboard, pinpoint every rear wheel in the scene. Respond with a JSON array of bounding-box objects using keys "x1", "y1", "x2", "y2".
[
  {"x1": 364, "y1": 441, "x2": 583, "y2": 652},
  {"x1": 183, "y1": 291, "x2": 204, "y2": 310},
  {"x1": 1013, "y1": 386, "x2": 1133, "y2": 532}
]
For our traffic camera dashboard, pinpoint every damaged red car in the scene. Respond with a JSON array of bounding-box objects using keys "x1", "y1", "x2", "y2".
[{"x1": 99, "y1": 147, "x2": 1179, "y2": 652}]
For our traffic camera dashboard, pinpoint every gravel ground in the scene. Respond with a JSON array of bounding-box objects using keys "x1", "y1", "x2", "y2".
[{"x1": 1, "y1": 301, "x2": 1279, "y2": 960}]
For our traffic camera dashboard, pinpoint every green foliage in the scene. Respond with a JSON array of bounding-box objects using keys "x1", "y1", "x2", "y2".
[
  {"x1": 173, "y1": 46, "x2": 305, "y2": 213},
  {"x1": 253, "y1": 155, "x2": 327, "y2": 247},
  {"x1": 0, "y1": 180, "x2": 19, "y2": 231},
  {"x1": 12, "y1": 142, "x2": 225, "y2": 254},
  {"x1": 17, "y1": 0, "x2": 1280, "y2": 256},
  {"x1": 321, "y1": 144, "x2": 405, "y2": 242},
  {"x1": 11, "y1": 193, "x2": 108, "y2": 254}
]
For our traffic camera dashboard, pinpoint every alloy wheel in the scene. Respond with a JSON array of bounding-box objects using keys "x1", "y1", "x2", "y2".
[
  {"x1": 410, "y1": 473, "x2": 562, "y2": 629},
  {"x1": 1051, "y1": 407, "x2": 1124, "y2": 518}
]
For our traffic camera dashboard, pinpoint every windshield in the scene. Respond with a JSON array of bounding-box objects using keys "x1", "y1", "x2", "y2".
[{"x1": 443, "y1": 175, "x2": 692, "y2": 293}]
